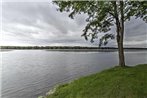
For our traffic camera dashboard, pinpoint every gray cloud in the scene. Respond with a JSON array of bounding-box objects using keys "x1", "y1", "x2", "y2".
[
  {"x1": 1, "y1": 1, "x2": 147, "y2": 47},
  {"x1": 124, "y1": 19, "x2": 147, "y2": 47}
]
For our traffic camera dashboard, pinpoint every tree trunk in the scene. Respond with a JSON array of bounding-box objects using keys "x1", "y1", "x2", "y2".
[
  {"x1": 119, "y1": 1, "x2": 125, "y2": 67},
  {"x1": 117, "y1": 34, "x2": 125, "y2": 67},
  {"x1": 114, "y1": 1, "x2": 126, "y2": 67}
]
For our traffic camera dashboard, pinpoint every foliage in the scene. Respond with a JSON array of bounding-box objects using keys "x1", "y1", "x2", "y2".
[
  {"x1": 1, "y1": 46, "x2": 147, "y2": 50},
  {"x1": 53, "y1": 1, "x2": 147, "y2": 47}
]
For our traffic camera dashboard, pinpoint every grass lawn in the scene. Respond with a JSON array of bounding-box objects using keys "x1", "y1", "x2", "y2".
[{"x1": 42, "y1": 64, "x2": 147, "y2": 98}]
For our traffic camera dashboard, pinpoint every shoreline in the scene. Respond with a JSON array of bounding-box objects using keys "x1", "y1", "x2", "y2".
[
  {"x1": 40, "y1": 64, "x2": 147, "y2": 98},
  {"x1": 1, "y1": 48, "x2": 147, "y2": 52}
]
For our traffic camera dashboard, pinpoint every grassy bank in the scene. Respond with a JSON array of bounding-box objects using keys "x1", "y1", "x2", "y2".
[{"x1": 42, "y1": 64, "x2": 147, "y2": 98}]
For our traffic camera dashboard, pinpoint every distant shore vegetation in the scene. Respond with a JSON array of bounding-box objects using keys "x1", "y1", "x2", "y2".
[{"x1": 0, "y1": 46, "x2": 147, "y2": 50}]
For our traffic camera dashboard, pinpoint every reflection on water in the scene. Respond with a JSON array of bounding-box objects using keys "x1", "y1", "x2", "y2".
[
  {"x1": 1, "y1": 50, "x2": 147, "y2": 98},
  {"x1": 0, "y1": 49, "x2": 14, "y2": 52}
]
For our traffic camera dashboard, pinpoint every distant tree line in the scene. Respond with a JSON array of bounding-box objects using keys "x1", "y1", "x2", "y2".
[
  {"x1": 53, "y1": 1, "x2": 146, "y2": 67},
  {"x1": 0, "y1": 46, "x2": 147, "y2": 50},
  {"x1": 0, "y1": 46, "x2": 115, "y2": 49}
]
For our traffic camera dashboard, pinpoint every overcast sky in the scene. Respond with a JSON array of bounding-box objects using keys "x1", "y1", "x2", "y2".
[{"x1": 0, "y1": 0, "x2": 147, "y2": 47}]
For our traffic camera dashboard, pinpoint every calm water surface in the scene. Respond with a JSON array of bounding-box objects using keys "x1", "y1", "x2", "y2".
[{"x1": 1, "y1": 50, "x2": 147, "y2": 98}]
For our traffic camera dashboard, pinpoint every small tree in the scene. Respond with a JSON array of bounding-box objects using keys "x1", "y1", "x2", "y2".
[{"x1": 53, "y1": 1, "x2": 147, "y2": 67}]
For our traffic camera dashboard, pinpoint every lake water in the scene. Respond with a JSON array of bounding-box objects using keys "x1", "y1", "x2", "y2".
[{"x1": 1, "y1": 50, "x2": 147, "y2": 98}]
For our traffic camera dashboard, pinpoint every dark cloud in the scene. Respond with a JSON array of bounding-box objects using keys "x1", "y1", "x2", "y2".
[{"x1": 1, "y1": 1, "x2": 146, "y2": 47}]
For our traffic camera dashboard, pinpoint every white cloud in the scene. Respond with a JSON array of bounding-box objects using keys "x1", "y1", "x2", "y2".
[{"x1": 1, "y1": 1, "x2": 146, "y2": 47}]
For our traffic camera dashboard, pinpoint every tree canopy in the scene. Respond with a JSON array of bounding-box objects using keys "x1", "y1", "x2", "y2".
[
  {"x1": 53, "y1": 1, "x2": 147, "y2": 47},
  {"x1": 53, "y1": 1, "x2": 146, "y2": 66}
]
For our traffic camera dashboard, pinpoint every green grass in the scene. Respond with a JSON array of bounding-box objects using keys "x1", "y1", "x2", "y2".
[{"x1": 45, "y1": 64, "x2": 147, "y2": 98}]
